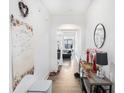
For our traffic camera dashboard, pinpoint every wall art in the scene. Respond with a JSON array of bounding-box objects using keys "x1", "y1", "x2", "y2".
[{"x1": 18, "y1": 1, "x2": 29, "y2": 17}]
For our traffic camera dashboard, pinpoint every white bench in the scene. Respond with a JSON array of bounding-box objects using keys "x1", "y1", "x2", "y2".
[
  {"x1": 13, "y1": 75, "x2": 52, "y2": 93},
  {"x1": 27, "y1": 80, "x2": 52, "y2": 93},
  {"x1": 13, "y1": 75, "x2": 37, "y2": 93}
]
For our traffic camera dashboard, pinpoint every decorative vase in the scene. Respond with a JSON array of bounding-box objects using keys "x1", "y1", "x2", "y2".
[
  {"x1": 86, "y1": 49, "x2": 90, "y2": 63},
  {"x1": 93, "y1": 55, "x2": 97, "y2": 73},
  {"x1": 90, "y1": 54, "x2": 93, "y2": 63}
]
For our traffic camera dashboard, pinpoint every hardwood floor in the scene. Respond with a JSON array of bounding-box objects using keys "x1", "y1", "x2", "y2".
[{"x1": 48, "y1": 58, "x2": 84, "y2": 93}]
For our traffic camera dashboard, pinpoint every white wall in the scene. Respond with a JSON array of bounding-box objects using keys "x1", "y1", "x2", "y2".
[
  {"x1": 85, "y1": 0, "x2": 115, "y2": 92},
  {"x1": 10, "y1": 0, "x2": 51, "y2": 92},
  {"x1": 50, "y1": 15, "x2": 86, "y2": 71},
  {"x1": 32, "y1": 0, "x2": 51, "y2": 79}
]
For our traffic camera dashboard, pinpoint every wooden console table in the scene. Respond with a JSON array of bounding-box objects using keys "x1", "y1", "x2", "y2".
[{"x1": 79, "y1": 61, "x2": 112, "y2": 93}]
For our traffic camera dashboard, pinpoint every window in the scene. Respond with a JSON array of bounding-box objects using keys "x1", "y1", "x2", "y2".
[{"x1": 64, "y1": 39, "x2": 73, "y2": 49}]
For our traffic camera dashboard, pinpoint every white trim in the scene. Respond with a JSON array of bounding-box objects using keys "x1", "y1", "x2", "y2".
[
  {"x1": 43, "y1": 72, "x2": 50, "y2": 80},
  {"x1": 75, "y1": 55, "x2": 79, "y2": 63},
  {"x1": 60, "y1": 29, "x2": 79, "y2": 31}
]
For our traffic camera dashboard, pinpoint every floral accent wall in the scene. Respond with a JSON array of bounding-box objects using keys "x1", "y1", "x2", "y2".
[
  {"x1": 10, "y1": 15, "x2": 34, "y2": 90},
  {"x1": 11, "y1": 15, "x2": 33, "y2": 57}
]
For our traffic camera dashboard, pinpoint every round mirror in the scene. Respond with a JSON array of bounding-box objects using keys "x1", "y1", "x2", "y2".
[{"x1": 94, "y1": 23, "x2": 106, "y2": 48}]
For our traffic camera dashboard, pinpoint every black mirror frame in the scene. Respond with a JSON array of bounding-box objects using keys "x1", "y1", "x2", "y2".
[{"x1": 94, "y1": 23, "x2": 106, "y2": 49}]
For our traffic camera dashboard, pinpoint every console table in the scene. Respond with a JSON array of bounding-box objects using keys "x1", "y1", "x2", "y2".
[{"x1": 79, "y1": 61, "x2": 112, "y2": 93}]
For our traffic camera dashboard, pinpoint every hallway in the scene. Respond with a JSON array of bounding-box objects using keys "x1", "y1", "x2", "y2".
[
  {"x1": 49, "y1": 58, "x2": 83, "y2": 93},
  {"x1": 9, "y1": 0, "x2": 115, "y2": 93}
]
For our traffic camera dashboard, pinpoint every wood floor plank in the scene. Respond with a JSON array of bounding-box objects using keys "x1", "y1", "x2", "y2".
[{"x1": 48, "y1": 58, "x2": 85, "y2": 93}]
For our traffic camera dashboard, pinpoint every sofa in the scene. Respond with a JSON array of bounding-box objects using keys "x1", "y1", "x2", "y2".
[{"x1": 62, "y1": 50, "x2": 72, "y2": 59}]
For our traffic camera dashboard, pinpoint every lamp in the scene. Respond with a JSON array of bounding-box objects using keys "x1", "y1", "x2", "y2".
[
  {"x1": 96, "y1": 52, "x2": 108, "y2": 65},
  {"x1": 96, "y1": 52, "x2": 108, "y2": 78}
]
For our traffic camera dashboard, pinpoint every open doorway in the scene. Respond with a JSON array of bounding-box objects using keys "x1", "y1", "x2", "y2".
[
  {"x1": 48, "y1": 24, "x2": 83, "y2": 93},
  {"x1": 56, "y1": 24, "x2": 82, "y2": 66}
]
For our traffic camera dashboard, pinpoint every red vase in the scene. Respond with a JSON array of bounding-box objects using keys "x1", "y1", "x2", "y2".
[
  {"x1": 93, "y1": 55, "x2": 97, "y2": 73},
  {"x1": 86, "y1": 49, "x2": 90, "y2": 63}
]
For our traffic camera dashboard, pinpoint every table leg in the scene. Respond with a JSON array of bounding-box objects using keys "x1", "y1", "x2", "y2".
[
  {"x1": 110, "y1": 85, "x2": 112, "y2": 93},
  {"x1": 90, "y1": 85, "x2": 92, "y2": 93}
]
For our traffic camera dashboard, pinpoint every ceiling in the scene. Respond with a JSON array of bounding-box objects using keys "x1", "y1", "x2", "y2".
[
  {"x1": 58, "y1": 24, "x2": 80, "y2": 30},
  {"x1": 41, "y1": 0, "x2": 92, "y2": 16}
]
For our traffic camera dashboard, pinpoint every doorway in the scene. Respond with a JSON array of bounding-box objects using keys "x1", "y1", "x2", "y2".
[
  {"x1": 56, "y1": 24, "x2": 82, "y2": 66},
  {"x1": 48, "y1": 24, "x2": 82, "y2": 93}
]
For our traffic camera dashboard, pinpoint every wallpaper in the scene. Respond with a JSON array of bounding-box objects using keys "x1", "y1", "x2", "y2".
[
  {"x1": 10, "y1": 15, "x2": 34, "y2": 90},
  {"x1": 11, "y1": 15, "x2": 33, "y2": 57}
]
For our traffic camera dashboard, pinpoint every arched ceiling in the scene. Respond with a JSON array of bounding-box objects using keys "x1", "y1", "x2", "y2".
[
  {"x1": 58, "y1": 24, "x2": 80, "y2": 30},
  {"x1": 41, "y1": 0, "x2": 92, "y2": 16}
]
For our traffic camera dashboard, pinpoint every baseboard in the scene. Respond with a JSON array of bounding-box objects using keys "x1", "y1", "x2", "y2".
[{"x1": 44, "y1": 72, "x2": 50, "y2": 80}]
